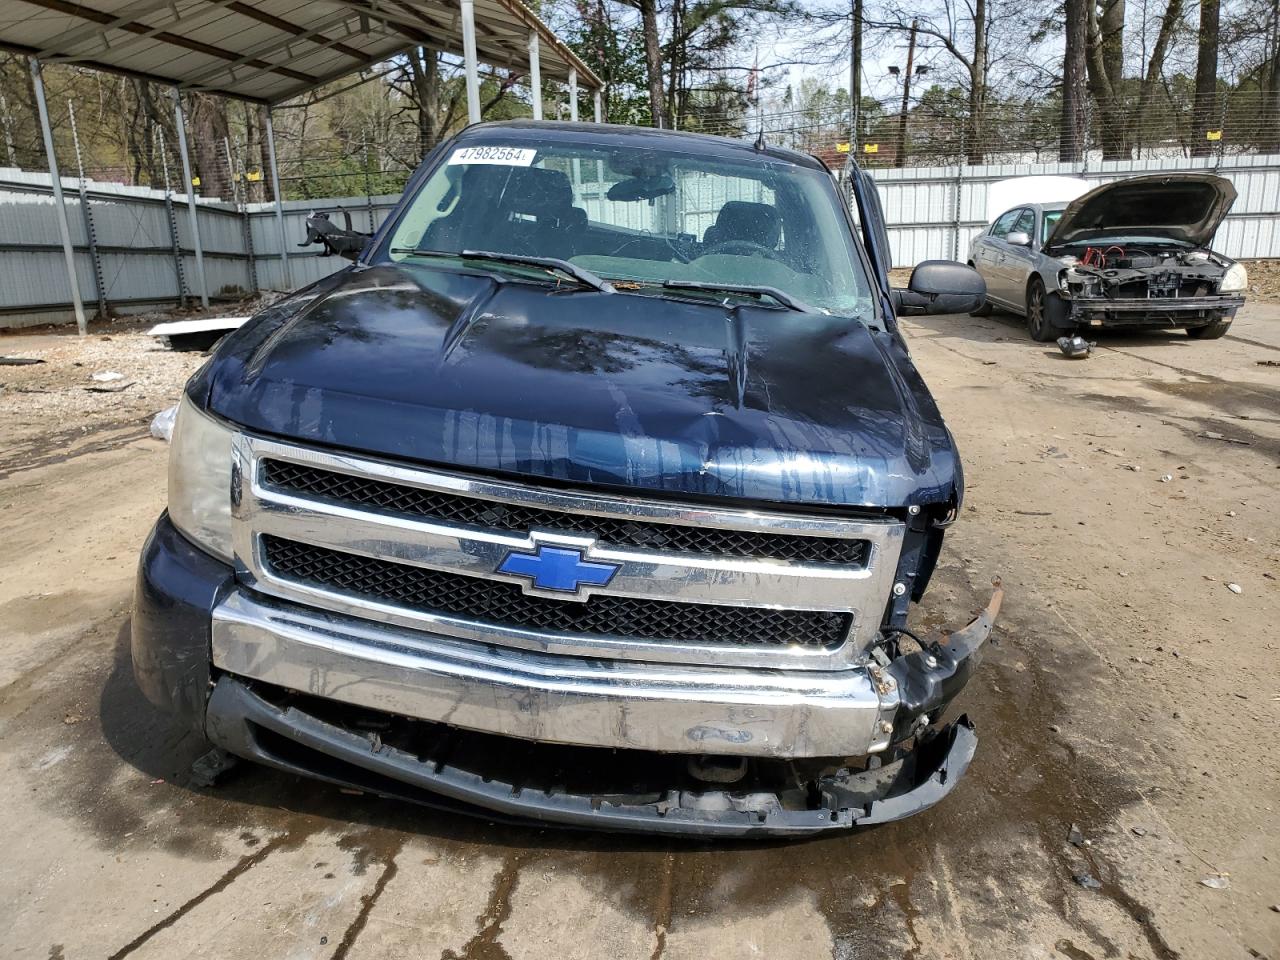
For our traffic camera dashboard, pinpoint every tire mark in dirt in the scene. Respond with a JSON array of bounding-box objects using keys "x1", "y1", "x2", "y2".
[
  {"x1": 442, "y1": 851, "x2": 522, "y2": 960},
  {"x1": 329, "y1": 835, "x2": 405, "y2": 960},
  {"x1": 104, "y1": 834, "x2": 290, "y2": 960},
  {"x1": 0, "y1": 423, "x2": 150, "y2": 480},
  {"x1": 648, "y1": 852, "x2": 675, "y2": 960}
]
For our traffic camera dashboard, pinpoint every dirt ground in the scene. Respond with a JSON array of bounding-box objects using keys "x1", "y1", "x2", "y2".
[{"x1": 1, "y1": 301, "x2": 1278, "y2": 960}]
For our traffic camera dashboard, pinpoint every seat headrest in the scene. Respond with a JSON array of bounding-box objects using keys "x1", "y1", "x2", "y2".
[
  {"x1": 496, "y1": 167, "x2": 574, "y2": 218},
  {"x1": 707, "y1": 200, "x2": 781, "y2": 248}
]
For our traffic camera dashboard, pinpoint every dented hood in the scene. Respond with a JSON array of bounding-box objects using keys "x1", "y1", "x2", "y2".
[
  {"x1": 1045, "y1": 173, "x2": 1237, "y2": 249},
  {"x1": 197, "y1": 263, "x2": 959, "y2": 509}
]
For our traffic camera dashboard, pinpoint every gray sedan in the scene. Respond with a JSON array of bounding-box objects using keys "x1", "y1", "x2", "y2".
[{"x1": 967, "y1": 175, "x2": 1247, "y2": 342}]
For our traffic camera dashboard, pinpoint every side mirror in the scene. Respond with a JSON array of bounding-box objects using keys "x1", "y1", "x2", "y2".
[
  {"x1": 891, "y1": 260, "x2": 987, "y2": 316},
  {"x1": 1005, "y1": 231, "x2": 1032, "y2": 247}
]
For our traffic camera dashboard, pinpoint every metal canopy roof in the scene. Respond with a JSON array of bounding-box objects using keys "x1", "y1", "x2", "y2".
[{"x1": 0, "y1": 0, "x2": 601, "y2": 104}]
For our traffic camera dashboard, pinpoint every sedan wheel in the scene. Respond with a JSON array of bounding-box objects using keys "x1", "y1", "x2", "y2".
[{"x1": 1025, "y1": 279, "x2": 1056, "y2": 342}]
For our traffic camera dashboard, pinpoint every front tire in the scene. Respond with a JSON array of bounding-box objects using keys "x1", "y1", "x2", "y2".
[
  {"x1": 1025, "y1": 278, "x2": 1056, "y2": 342},
  {"x1": 1186, "y1": 320, "x2": 1232, "y2": 340}
]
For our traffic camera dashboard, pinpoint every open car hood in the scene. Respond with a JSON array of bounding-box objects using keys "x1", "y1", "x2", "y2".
[{"x1": 1044, "y1": 173, "x2": 1236, "y2": 249}]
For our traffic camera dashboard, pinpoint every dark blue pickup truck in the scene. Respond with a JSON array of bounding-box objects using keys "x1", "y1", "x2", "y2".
[{"x1": 132, "y1": 120, "x2": 999, "y2": 836}]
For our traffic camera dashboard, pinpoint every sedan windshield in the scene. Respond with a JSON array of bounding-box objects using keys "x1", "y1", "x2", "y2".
[{"x1": 382, "y1": 137, "x2": 873, "y2": 317}]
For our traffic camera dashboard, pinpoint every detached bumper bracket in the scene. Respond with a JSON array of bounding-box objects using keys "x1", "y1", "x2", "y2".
[{"x1": 887, "y1": 580, "x2": 1003, "y2": 734}]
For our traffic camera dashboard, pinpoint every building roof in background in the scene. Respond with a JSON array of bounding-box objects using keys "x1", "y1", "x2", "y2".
[{"x1": 0, "y1": 0, "x2": 600, "y2": 104}]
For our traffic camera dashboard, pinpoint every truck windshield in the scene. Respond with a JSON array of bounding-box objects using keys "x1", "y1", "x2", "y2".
[{"x1": 383, "y1": 138, "x2": 873, "y2": 318}]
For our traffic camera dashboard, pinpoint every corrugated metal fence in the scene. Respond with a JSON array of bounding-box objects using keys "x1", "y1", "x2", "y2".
[
  {"x1": 873, "y1": 154, "x2": 1280, "y2": 268},
  {"x1": 0, "y1": 171, "x2": 400, "y2": 328},
  {"x1": 5, "y1": 152, "x2": 1280, "y2": 326}
]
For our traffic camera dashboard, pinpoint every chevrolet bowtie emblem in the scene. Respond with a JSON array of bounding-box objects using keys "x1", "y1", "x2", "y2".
[{"x1": 497, "y1": 544, "x2": 619, "y2": 596}]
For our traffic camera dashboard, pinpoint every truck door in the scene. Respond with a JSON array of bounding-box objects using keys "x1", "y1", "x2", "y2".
[{"x1": 847, "y1": 164, "x2": 892, "y2": 303}]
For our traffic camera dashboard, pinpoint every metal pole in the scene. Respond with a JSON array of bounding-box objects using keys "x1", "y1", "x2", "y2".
[
  {"x1": 460, "y1": 0, "x2": 481, "y2": 124},
  {"x1": 568, "y1": 68, "x2": 579, "y2": 122},
  {"x1": 225, "y1": 136, "x2": 258, "y2": 294},
  {"x1": 528, "y1": 31, "x2": 543, "y2": 120},
  {"x1": 30, "y1": 58, "x2": 86, "y2": 335},
  {"x1": 172, "y1": 87, "x2": 209, "y2": 308},
  {"x1": 156, "y1": 127, "x2": 188, "y2": 306},
  {"x1": 594, "y1": 89, "x2": 603, "y2": 123},
  {"x1": 895, "y1": 20, "x2": 918, "y2": 168},
  {"x1": 850, "y1": 0, "x2": 861, "y2": 151},
  {"x1": 68, "y1": 100, "x2": 107, "y2": 319},
  {"x1": 264, "y1": 106, "x2": 291, "y2": 291}
]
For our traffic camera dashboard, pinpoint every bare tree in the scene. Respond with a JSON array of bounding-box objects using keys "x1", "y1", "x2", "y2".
[
  {"x1": 1132, "y1": 0, "x2": 1186, "y2": 152},
  {"x1": 1191, "y1": 0, "x2": 1220, "y2": 154},
  {"x1": 1061, "y1": 0, "x2": 1089, "y2": 160},
  {"x1": 1086, "y1": 0, "x2": 1130, "y2": 158}
]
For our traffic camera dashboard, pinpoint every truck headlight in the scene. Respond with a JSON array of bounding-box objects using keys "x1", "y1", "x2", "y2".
[
  {"x1": 168, "y1": 395, "x2": 235, "y2": 563},
  {"x1": 1219, "y1": 262, "x2": 1248, "y2": 293}
]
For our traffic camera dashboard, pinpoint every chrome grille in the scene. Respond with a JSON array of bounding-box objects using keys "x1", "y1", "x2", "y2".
[
  {"x1": 263, "y1": 536, "x2": 852, "y2": 649},
  {"x1": 232, "y1": 435, "x2": 907, "y2": 670},
  {"x1": 262, "y1": 459, "x2": 869, "y2": 565}
]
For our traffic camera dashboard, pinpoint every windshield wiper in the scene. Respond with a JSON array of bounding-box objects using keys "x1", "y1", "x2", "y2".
[
  {"x1": 659, "y1": 280, "x2": 818, "y2": 314},
  {"x1": 390, "y1": 247, "x2": 614, "y2": 294}
]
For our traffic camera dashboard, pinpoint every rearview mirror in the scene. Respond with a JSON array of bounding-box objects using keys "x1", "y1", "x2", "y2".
[
  {"x1": 891, "y1": 260, "x2": 987, "y2": 316},
  {"x1": 1006, "y1": 231, "x2": 1031, "y2": 247}
]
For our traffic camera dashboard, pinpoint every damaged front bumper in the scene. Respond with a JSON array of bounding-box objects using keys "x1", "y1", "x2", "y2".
[
  {"x1": 1064, "y1": 294, "x2": 1243, "y2": 328},
  {"x1": 134, "y1": 513, "x2": 1001, "y2": 835}
]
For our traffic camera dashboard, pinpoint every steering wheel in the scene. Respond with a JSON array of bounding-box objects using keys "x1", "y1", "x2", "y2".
[{"x1": 701, "y1": 239, "x2": 783, "y2": 261}]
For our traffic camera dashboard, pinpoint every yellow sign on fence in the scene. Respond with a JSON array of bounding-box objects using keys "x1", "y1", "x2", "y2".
[
  {"x1": 863, "y1": 143, "x2": 879, "y2": 154},
  {"x1": 247, "y1": 170, "x2": 263, "y2": 181},
  {"x1": 1207, "y1": 130, "x2": 1223, "y2": 141},
  {"x1": 836, "y1": 142, "x2": 850, "y2": 153}
]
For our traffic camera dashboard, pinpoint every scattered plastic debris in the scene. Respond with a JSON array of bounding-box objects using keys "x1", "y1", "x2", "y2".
[
  {"x1": 1257, "y1": 360, "x2": 1280, "y2": 367},
  {"x1": 84, "y1": 380, "x2": 135, "y2": 393},
  {"x1": 1200, "y1": 874, "x2": 1231, "y2": 890},
  {"x1": 1073, "y1": 872, "x2": 1103, "y2": 890},
  {"x1": 150, "y1": 404, "x2": 179, "y2": 442},
  {"x1": 1131, "y1": 826, "x2": 1148, "y2": 837},
  {"x1": 0, "y1": 356, "x2": 44, "y2": 365},
  {"x1": 148, "y1": 316, "x2": 250, "y2": 352},
  {"x1": 1067, "y1": 823, "x2": 1085, "y2": 846},
  {"x1": 1123, "y1": 464, "x2": 1142, "y2": 472},
  {"x1": 90, "y1": 371, "x2": 125, "y2": 382},
  {"x1": 1159, "y1": 474, "x2": 1173, "y2": 482},
  {"x1": 1227, "y1": 583, "x2": 1243, "y2": 595},
  {"x1": 1056, "y1": 335, "x2": 1095, "y2": 359}
]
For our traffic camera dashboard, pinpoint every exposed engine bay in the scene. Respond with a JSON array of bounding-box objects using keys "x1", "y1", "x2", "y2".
[{"x1": 1057, "y1": 244, "x2": 1233, "y2": 300}]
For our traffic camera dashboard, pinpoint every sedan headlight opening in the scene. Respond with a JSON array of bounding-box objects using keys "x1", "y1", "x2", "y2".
[
  {"x1": 1219, "y1": 262, "x2": 1248, "y2": 293},
  {"x1": 168, "y1": 395, "x2": 235, "y2": 563}
]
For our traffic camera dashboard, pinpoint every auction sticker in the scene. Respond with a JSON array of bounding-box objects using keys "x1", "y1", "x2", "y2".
[{"x1": 447, "y1": 146, "x2": 537, "y2": 166}]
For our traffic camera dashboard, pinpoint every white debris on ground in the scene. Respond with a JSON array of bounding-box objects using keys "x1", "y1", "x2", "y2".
[{"x1": 0, "y1": 295, "x2": 280, "y2": 451}]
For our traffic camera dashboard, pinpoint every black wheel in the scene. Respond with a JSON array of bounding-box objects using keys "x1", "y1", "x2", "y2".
[
  {"x1": 1186, "y1": 320, "x2": 1232, "y2": 340},
  {"x1": 968, "y1": 264, "x2": 993, "y2": 315},
  {"x1": 1025, "y1": 278, "x2": 1056, "y2": 342}
]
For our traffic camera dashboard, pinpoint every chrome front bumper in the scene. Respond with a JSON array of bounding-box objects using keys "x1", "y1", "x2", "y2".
[{"x1": 211, "y1": 588, "x2": 906, "y2": 758}]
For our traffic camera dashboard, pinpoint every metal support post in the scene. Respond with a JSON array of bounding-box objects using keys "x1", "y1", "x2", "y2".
[
  {"x1": 172, "y1": 87, "x2": 209, "y2": 307},
  {"x1": 460, "y1": 0, "x2": 481, "y2": 124},
  {"x1": 594, "y1": 89, "x2": 602, "y2": 123},
  {"x1": 528, "y1": 31, "x2": 542, "y2": 120},
  {"x1": 30, "y1": 58, "x2": 87, "y2": 334},
  {"x1": 156, "y1": 127, "x2": 188, "y2": 306},
  {"x1": 67, "y1": 100, "x2": 107, "y2": 319},
  {"x1": 264, "y1": 106, "x2": 292, "y2": 291},
  {"x1": 568, "y1": 68, "x2": 579, "y2": 122},
  {"x1": 225, "y1": 137, "x2": 258, "y2": 294}
]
